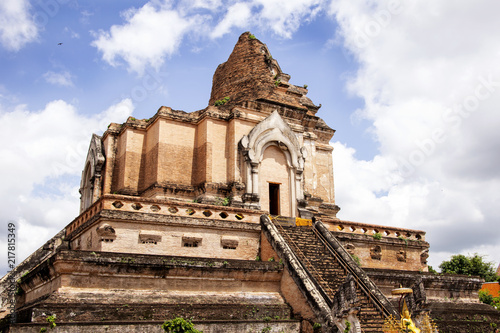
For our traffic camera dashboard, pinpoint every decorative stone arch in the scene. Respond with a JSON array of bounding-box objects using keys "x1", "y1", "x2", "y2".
[
  {"x1": 79, "y1": 134, "x2": 105, "y2": 213},
  {"x1": 239, "y1": 111, "x2": 307, "y2": 216}
]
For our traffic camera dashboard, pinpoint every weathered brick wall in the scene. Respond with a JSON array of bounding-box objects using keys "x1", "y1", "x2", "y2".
[
  {"x1": 143, "y1": 119, "x2": 160, "y2": 189},
  {"x1": 71, "y1": 209, "x2": 262, "y2": 261},
  {"x1": 113, "y1": 128, "x2": 145, "y2": 194},
  {"x1": 209, "y1": 32, "x2": 276, "y2": 107},
  {"x1": 10, "y1": 321, "x2": 301, "y2": 333},
  {"x1": 336, "y1": 233, "x2": 428, "y2": 271},
  {"x1": 365, "y1": 268, "x2": 484, "y2": 302},
  {"x1": 305, "y1": 145, "x2": 335, "y2": 203},
  {"x1": 156, "y1": 119, "x2": 196, "y2": 185}
]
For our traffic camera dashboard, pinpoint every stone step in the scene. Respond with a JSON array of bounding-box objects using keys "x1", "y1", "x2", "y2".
[{"x1": 276, "y1": 225, "x2": 386, "y2": 332}]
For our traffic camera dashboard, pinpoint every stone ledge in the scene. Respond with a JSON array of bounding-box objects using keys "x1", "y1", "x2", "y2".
[
  {"x1": 365, "y1": 267, "x2": 484, "y2": 302},
  {"x1": 334, "y1": 231, "x2": 429, "y2": 248},
  {"x1": 9, "y1": 320, "x2": 301, "y2": 333},
  {"x1": 19, "y1": 302, "x2": 293, "y2": 324},
  {"x1": 67, "y1": 194, "x2": 264, "y2": 238},
  {"x1": 427, "y1": 302, "x2": 500, "y2": 333},
  {"x1": 20, "y1": 250, "x2": 284, "y2": 286},
  {"x1": 323, "y1": 217, "x2": 427, "y2": 241}
]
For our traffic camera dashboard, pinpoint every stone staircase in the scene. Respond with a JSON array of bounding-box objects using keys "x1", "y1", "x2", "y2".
[
  {"x1": 262, "y1": 216, "x2": 397, "y2": 333},
  {"x1": 279, "y1": 225, "x2": 385, "y2": 332}
]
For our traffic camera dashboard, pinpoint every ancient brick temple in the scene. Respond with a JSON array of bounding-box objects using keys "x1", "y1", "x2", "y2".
[{"x1": 1, "y1": 32, "x2": 499, "y2": 332}]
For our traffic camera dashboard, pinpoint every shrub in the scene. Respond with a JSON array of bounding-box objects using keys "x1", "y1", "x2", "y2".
[
  {"x1": 161, "y1": 317, "x2": 202, "y2": 333},
  {"x1": 479, "y1": 290, "x2": 500, "y2": 310},
  {"x1": 440, "y1": 254, "x2": 499, "y2": 282}
]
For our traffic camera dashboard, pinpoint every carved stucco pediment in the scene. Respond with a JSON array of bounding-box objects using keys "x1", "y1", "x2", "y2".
[
  {"x1": 80, "y1": 134, "x2": 105, "y2": 189},
  {"x1": 79, "y1": 134, "x2": 105, "y2": 213},
  {"x1": 238, "y1": 111, "x2": 306, "y2": 213},
  {"x1": 239, "y1": 110, "x2": 304, "y2": 169}
]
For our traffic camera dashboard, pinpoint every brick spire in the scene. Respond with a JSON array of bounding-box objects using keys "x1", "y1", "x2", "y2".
[
  {"x1": 209, "y1": 32, "x2": 320, "y2": 114},
  {"x1": 209, "y1": 32, "x2": 277, "y2": 106}
]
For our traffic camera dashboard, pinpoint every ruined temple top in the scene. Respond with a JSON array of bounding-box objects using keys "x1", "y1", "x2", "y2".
[{"x1": 209, "y1": 32, "x2": 320, "y2": 114}]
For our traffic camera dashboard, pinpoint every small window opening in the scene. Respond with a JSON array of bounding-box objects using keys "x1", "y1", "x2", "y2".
[{"x1": 182, "y1": 236, "x2": 202, "y2": 248}]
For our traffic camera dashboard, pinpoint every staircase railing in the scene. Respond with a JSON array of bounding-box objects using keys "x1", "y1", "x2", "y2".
[
  {"x1": 260, "y1": 215, "x2": 336, "y2": 330},
  {"x1": 270, "y1": 216, "x2": 335, "y2": 306},
  {"x1": 311, "y1": 220, "x2": 398, "y2": 319}
]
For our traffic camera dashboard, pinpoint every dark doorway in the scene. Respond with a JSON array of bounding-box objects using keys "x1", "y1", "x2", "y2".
[{"x1": 269, "y1": 183, "x2": 280, "y2": 216}]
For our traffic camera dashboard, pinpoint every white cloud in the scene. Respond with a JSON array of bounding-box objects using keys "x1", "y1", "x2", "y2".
[
  {"x1": 253, "y1": 0, "x2": 325, "y2": 38},
  {"x1": 210, "y1": 0, "x2": 327, "y2": 39},
  {"x1": 210, "y1": 2, "x2": 252, "y2": 39},
  {"x1": 330, "y1": 0, "x2": 500, "y2": 269},
  {"x1": 0, "y1": 99, "x2": 133, "y2": 274},
  {"x1": 43, "y1": 71, "x2": 74, "y2": 87},
  {"x1": 92, "y1": 0, "x2": 330, "y2": 73},
  {"x1": 91, "y1": 2, "x2": 202, "y2": 75},
  {"x1": 0, "y1": 0, "x2": 38, "y2": 51},
  {"x1": 179, "y1": 0, "x2": 222, "y2": 12}
]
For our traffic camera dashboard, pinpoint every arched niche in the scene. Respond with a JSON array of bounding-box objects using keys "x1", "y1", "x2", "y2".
[
  {"x1": 239, "y1": 111, "x2": 306, "y2": 216},
  {"x1": 79, "y1": 134, "x2": 105, "y2": 213}
]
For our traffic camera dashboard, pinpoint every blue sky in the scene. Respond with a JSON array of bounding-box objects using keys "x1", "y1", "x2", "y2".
[{"x1": 1, "y1": 0, "x2": 499, "y2": 276}]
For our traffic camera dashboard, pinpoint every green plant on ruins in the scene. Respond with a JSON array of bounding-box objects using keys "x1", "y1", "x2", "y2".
[
  {"x1": 214, "y1": 96, "x2": 230, "y2": 106},
  {"x1": 214, "y1": 196, "x2": 230, "y2": 206},
  {"x1": 161, "y1": 317, "x2": 203, "y2": 333},
  {"x1": 40, "y1": 314, "x2": 56, "y2": 332},
  {"x1": 398, "y1": 235, "x2": 408, "y2": 246},
  {"x1": 344, "y1": 320, "x2": 352, "y2": 333},
  {"x1": 351, "y1": 254, "x2": 361, "y2": 266},
  {"x1": 47, "y1": 315, "x2": 56, "y2": 329},
  {"x1": 372, "y1": 232, "x2": 382, "y2": 240}
]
